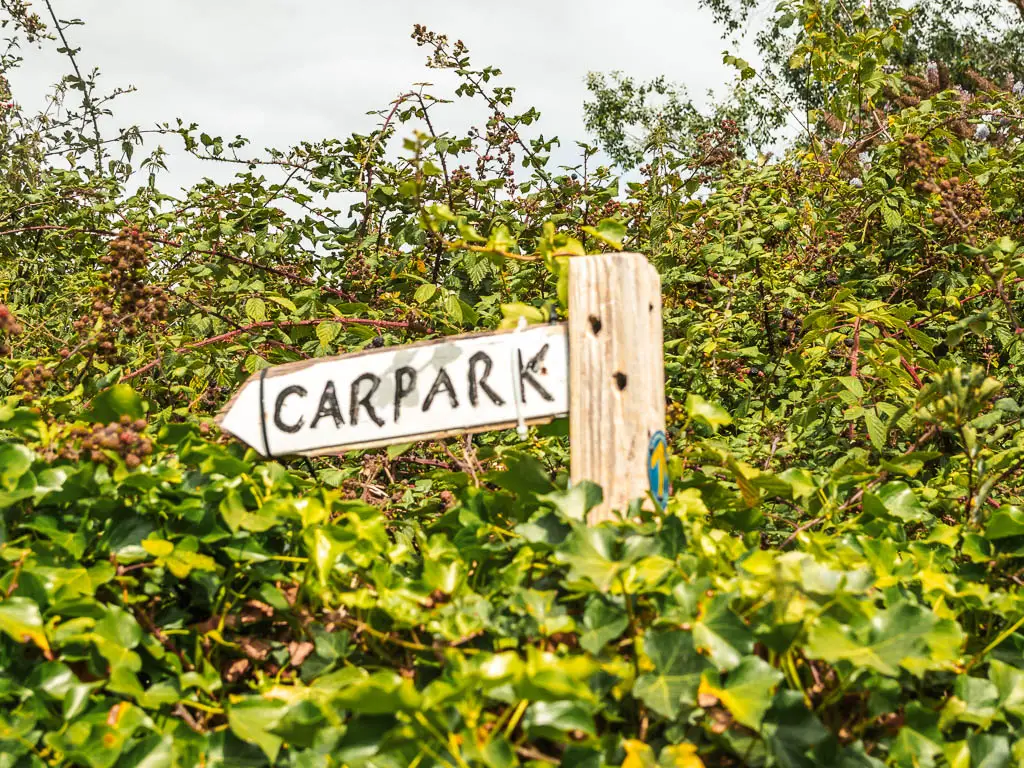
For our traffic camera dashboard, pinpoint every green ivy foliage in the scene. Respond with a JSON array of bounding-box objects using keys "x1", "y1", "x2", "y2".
[{"x1": 1, "y1": 1, "x2": 1024, "y2": 766}]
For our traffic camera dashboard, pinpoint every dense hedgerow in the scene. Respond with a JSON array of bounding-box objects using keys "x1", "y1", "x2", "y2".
[{"x1": 2, "y1": 1, "x2": 1024, "y2": 766}]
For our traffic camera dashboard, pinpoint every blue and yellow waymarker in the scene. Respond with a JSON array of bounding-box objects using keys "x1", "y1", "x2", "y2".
[{"x1": 647, "y1": 430, "x2": 670, "y2": 509}]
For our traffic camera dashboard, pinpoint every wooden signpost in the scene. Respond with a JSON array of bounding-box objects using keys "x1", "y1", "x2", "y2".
[{"x1": 217, "y1": 253, "x2": 666, "y2": 524}]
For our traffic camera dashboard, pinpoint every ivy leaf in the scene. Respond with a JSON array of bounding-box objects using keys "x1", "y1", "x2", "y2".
[
  {"x1": 698, "y1": 656, "x2": 782, "y2": 730},
  {"x1": 555, "y1": 526, "x2": 623, "y2": 592},
  {"x1": 220, "y1": 490, "x2": 280, "y2": 533},
  {"x1": 805, "y1": 602, "x2": 948, "y2": 677},
  {"x1": 579, "y1": 596, "x2": 629, "y2": 655},
  {"x1": 228, "y1": 698, "x2": 286, "y2": 763},
  {"x1": 622, "y1": 740, "x2": 658, "y2": 768},
  {"x1": 988, "y1": 660, "x2": 1024, "y2": 718},
  {"x1": 523, "y1": 700, "x2": 596, "y2": 739},
  {"x1": 0, "y1": 597, "x2": 49, "y2": 653},
  {"x1": 633, "y1": 630, "x2": 712, "y2": 719},
  {"x1": 692, "y1": 595, "x2": 754, "y2": 671},
  {"x1": 763, "y1": 690, "x2": 829, "y2": 768},
  {"x1": 658, "y1": 743, "x2": 705, "y2": 768}
]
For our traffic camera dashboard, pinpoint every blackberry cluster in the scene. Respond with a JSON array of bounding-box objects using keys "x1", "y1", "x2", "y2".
[
  {"x1": 73, "y1": 228, "x2": 169, "y2": 360},
  {"x1": 73, "y1": 416, "x2": 154, "y2": 468},
  {"x1": 344, "y1": 253, "x2": 374, "y2": 291},
  {"x1": 411, "y1": 25, "x2": 468, "y2": 70},
  {"x1": 900, "y1": 134, "x2": 947, "y2": 178},
  {"x1": 901, "y1": 135, "x2": 989, "y2": 235},
  {"x1": 686, "y1": 118, "x2": 739, "y2": 186},
  {"x1": 0, "y1": 304, "x2": 22, "y2": 357},
  {"x1": 200, "y1": 384, "x2": 229, "y2": 411},
  {"x1": 13, "y1": 364, "x2": 53, "y2": 400},
  {"x1": 924, "y1": 177, "x2": 990, "y2": 233}
]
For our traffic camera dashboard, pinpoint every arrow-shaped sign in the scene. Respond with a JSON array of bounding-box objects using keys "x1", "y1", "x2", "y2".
[{"x1": 217, "y1": 323, "x2": 569, "y2": 457}]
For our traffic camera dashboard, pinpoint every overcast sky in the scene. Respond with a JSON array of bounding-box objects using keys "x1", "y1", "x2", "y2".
[{"x1": 11, "y1": 1, "x2": 757, "y2": 192}]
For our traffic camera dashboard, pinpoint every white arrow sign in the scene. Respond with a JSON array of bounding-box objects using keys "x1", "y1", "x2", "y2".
[{"x1": 217, "y1": 323, "x2": 569, "y2": 457}]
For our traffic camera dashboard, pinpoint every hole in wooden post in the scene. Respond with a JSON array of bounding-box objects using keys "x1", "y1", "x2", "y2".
[
  {"x1": 589, "y1": 315, "x2": 602, "y2": 335},
  {"x1": 648, "y1": 302, "x2": 654, "y2": 312},
  {"x1": 614, "y1": 372, "x2": 628, "y2": 390}
]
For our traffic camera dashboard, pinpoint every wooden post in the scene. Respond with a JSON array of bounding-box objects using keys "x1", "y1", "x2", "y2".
[{"x1": 568, "y1": 253, "x2": 666, "y2": 524}]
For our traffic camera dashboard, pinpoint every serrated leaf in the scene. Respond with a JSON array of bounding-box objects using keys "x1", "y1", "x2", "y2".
[
  {"x1": 316, "y1": 321, "x2": 341, "y2": 347},
  {"x1": 864, "y1": 410, "x2": 887, "y2": 450},
  {"x1": 245, "y1": 297, "x2": 267, "y2": 322},
  {"x1": 244, "y1": 354, "x2": 270, "y2": 374},
  {"x1": 582, "y1": 218, "x2": 626, "y2": 251},
  {"x1": 268, "y1": 295, "x2": 297, "y2": 313},
  {"x1": 443, "y1": 292, "x2": 463, "y2": 323},
  {"x1": 414, "y1": 283, "x2": 437, "y2": 304},
  {"x1": 685, "y1": 394, "x2": 732, "y2": 431}
]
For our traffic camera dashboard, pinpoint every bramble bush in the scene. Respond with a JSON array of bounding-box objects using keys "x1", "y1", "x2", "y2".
[{"x1": 2, "y1": 1, "x2": 1024, "y2": 766}]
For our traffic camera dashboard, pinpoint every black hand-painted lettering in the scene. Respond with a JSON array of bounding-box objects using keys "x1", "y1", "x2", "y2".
[
  {"x1": 311, "y1": 381, "x2": 344, "y2": 429},
  {"x1": 394, "y1": 366, "x2": 417, "y2": 422},
  {"x1": 423, "y1": 367, "x2": 459, "y2": 411},
  {"x1": 274, "y1": 385, "x2": 307, "y2": 433},
  {"x1": 518, "y1": 344, "x2": 554, "y2": 403},
  {"x1": 468, "y1": 351, "x2": 505, "y2": 407},
  {"x1": 350, "y1": 373, "x2": 384, "y2": 427}
]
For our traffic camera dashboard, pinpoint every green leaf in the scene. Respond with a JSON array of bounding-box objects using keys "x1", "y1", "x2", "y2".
[
  {"x1": 692, "y1": 595, "x2": 754, "y2": 671},
  {"x1": 986, "y1": 506, "x2": 1024, "y2": 539},
  {"x1": 0, "y1": 444, "x2": 34, "y2": 489},
  {"x1": 579, "y1": 596, "x2": 629, "y2": 655},
  {"x1": 244, "y1": 354, "x2": 270, "y2": 374},
  {"x1": 805, "y1": 602, "x2": 951, "y2": 677},
  {"x1": 331, "y1": 670, "x2": 423, "y2": 713},
  {"x1": 581, "y1": 218, "x2": 626, "y2": 251},
  {"x1": 228, "y1": 698, "x2": 286, "y2": 763},
  {"x1": 863, "y1": 481, "x2": 929, "y2": 522},
  {"x1": 316, "y1": 321, "x2": 341, "y2": 347},
  {"x1": 698, "y1": 656, "x2": 782, "y2": 730},
  {"x1": 523, "y1": 700, "x2": 596, "y2": 739},
  {"x1": 414, "y1": 283, "x2": 437, "y2": 304},
  {"x1": 763, "y1": 690, "x2": 829, "y2": 768},
  {"x1": 685, "y1": 394, "x2": 732, "y2": 431},
  {"x1": 633, "y1": 630, "x2": 712, "y2": 719},
  {"x1": 268, "y1": 295, "x2": 298, "y2": 313},
  {"x1": 989, "y1": 660, "x2": 1024, "y2": 718},
  {"x1": 386, "y1": 442, "x2": 414, "y2": 459},
  {"x1": 0, "y1": 597, "x2": 49, "y2": 653},
  {"x1": 864, "y1": 410, "x2": 887, "y2": 451},
  {"x1": 220, "y1": 490, "x2": 280, "y2": 533},
  {"x1": 444, "y1": 292, "x2": 464, "y2": 323},
  {"x1": 83, "y1": 384, "x2": 144, "y2": 423},
  {"x1": 499, "y1": 302, "x2": 545, "y2": 330},
  {"x1": 245, "y1": 297, "x2": 267, "y2": 322}
]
